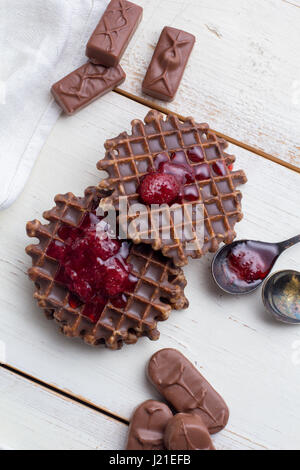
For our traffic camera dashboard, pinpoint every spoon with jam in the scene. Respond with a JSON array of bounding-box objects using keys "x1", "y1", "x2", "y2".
[{"x1": 211, "y1": 235, "x2": 300, "y2": 295}]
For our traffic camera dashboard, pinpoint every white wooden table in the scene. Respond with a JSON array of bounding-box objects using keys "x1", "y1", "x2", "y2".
[{"x1": 1, "y1": 0, "x2": 300, "y2": 450}]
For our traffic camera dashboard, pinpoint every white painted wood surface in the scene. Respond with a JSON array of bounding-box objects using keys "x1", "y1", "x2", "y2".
[
  {"x1": 118, "y1": 0, "x2": 300, "y2": 167},
  {"x1": 0, "y1": 92, "x2": 299, "y2": 450},
  {"x1": 0, "y1": 368, "x2": 127, "y2": 450}
]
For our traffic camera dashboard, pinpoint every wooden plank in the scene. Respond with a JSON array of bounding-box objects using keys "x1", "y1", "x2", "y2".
[
  {"x1": 118, "y1": 0, "x2": 300, "y2": 168},
  {"x1": 0, "y1": 92, "x2": 300, "y2": 450},
  {"x1": 0, "y1": 368, "x2": 127, "y2": 450}
]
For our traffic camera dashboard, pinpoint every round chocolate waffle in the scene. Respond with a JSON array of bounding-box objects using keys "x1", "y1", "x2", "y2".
[
  {"x1": 97, "y1": 110, "x2": 247, "y2": 267},
  {"x1": 26, "y1": 187, "x2": 188, "y2": 350}
]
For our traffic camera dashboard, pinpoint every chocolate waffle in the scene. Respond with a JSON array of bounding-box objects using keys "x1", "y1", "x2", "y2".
[
  {"x1": 26, "y1": 187, "x2": 188, "y2": 350},
  {"x1": 97, "y1": 110, "x2": 247, "y2": 267}
]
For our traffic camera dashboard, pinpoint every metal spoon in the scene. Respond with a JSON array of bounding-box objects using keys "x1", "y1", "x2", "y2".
[
  {"x1": 211, "y1": 235, "x2": 300, "y2": 295},
  {"x1": 262, "y1": 270, "x2": 300, "y2": 324}
]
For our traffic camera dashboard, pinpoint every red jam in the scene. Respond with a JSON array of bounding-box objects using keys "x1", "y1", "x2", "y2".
[
  {"x1": 226, "y1": 241, "x2": 280, "y2": 285},
  {"x1": 47, "y1": 212, "x2": 137, "y2": 324},
  {"x1": 194, "y1": 163, "x2": 211, "y2": 181},
  {"x1": 138, "y1": 148, "x2": 233, "y2": 205},
  {"x1": 187, "y1": 147, "x2": 205, "y2": 163},
  {"x1": 159, "y1": 160, "x2": 195, "y2": 185},
  {"x1": 158, "y1": 150, "x2": 209, "y2": 202},
  {"x1": 212, "y1": 161, "x2": 227, "y2": 177}
]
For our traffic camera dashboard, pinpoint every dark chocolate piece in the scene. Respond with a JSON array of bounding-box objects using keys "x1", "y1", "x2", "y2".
[
  {"x1": 51, "y1": 62, "x2": 125, "y2": 115},
  {"x1": 126, "y1": 400, "x2": 173, "y2": 450},
  {"x1": 142, "y1": 27, "x2": 195, "y2": 102},
  {"x1": 147, "y1": 349, "x2": 229, "y2": 434},
  {"x1": 86, "y1": 0, "x2": 143, "y2": 67},
  {"x1": 164, "y1": 413, "x2": 215, "y2": 450}
]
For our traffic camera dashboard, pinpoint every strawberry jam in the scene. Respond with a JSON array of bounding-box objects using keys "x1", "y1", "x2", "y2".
[
  {"x1": 138, "y1": 147, "x2": 233, "y2": 205},
  {"x1": 187, "y1": 147, "x2": 205, "y2": 163},
  {"x1": 194, "y1": 163, "x2": 211, "y2": 181},
  {"x1": 226, "y1": 241, "x2": 280, "y2": 286},
  {"x1": 47, "y1": 211, "x2": 137, "y2": 323},
  {"x1": 212, "y1": 161, "x2": 227, "y2": 177}
]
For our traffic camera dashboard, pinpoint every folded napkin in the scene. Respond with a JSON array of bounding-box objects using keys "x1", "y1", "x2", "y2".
[{"x1": 0, "y1": 0, "x2": 109, "y2": 210}]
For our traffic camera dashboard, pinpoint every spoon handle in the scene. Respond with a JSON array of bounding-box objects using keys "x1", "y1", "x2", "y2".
[{"x1": 279, "y1": 234, "x2": 300, "y2": 252}]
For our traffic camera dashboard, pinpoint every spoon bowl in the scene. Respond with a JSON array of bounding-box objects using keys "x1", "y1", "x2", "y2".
[
  {"x1": 262, "y1": 270, "x2": 300, "y2": 324},
  {"x1": 211, "y1": 235, "x2": 300, "y2": 295}
]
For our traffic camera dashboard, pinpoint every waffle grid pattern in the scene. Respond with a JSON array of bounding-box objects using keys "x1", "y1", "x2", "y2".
[
  {"x1": 26, "y1": 187, "x2": 188, "y2": 350},
  {"x1": 98, "y1": 110, "x2": 247, "y2": 266}
]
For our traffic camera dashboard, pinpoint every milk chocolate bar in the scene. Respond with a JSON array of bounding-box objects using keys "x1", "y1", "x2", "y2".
[
  {"x1": 147, "y1": 349, "x2": 229, "y2": 434},
  {"x1": 86, "y1": 0, "x2": 143, "y2": 67},
  {"x1": 126, "y1": 400, "x2": 173, "y2": 450},
  {"x1": 51, "y1": 62, "x2": 125, "y2": 115},
  {"x1": 164, "y1": 413, "x2": 215, "y2": 450},
  {"x1": 142, "y1": 27, "x2": 195, "y2": 102}
]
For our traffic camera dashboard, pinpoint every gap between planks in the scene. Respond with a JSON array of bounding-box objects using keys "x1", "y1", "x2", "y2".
[
  {"x1": 0, "y1": 363, "x2": 128, "y2": 427},
  {"x1": 113, "y1": 88, "x2": 300, "y2": 175},
  {"x1": 0, "y1": 362, "x2": 268, "y2": 450}
]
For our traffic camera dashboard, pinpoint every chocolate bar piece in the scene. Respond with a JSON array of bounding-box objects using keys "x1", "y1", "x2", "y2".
[
  {"x1": 126, "y1": 400, "x2": 173, "y2": 450},
  {"x1": 51, "y1": 62, "x2": 125, "y2": 115},
  {"x1": 142, "y1": 27, "x2": 195, "y2": 102},
  {"x1": 147, "y1": 349, "x2": 229, "y2": 434},
  {"x1": 86, "y1": 0, "x2": 143, "y2": 67},
  {"x1": 164, "y1": 413, "x2": 215, "y2": 450}
]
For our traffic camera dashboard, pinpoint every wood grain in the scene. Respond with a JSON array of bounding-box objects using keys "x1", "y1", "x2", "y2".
[
  {"x1": 0, "y1": 368, "x2": 127, "y2": 450},
  {"x1": 118, "y1": 0, "x2": 300, "y2": 168},
  {"x1": 0, "y1": 92, "x2": 299, "y2": 450}
]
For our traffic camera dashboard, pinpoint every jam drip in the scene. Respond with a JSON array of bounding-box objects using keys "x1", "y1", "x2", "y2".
[
  {"x1": 138, "y1": 148, "x2": 231, "y2": 205},
  {"x1": 47, "y1": 211, "x2": 137, "y2": 324}
]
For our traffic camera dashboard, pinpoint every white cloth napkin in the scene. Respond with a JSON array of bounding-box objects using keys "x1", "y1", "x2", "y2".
[{"x1": 0, "y1": 0, "x2": 109, "y2": 211}]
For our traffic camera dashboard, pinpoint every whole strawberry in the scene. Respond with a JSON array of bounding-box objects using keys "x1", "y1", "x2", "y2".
[{"x1": 138, "y1": 172, "x2": 181, "y2": 205}]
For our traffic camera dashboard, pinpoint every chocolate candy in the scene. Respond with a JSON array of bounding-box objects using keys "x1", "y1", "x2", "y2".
[
  {"x1": 142, "y1": 27, "x2": 195, "y2": 102},
  {"x1": 126, "y1": 400, "x2": 173, "y2": 450},
  {"x1": 164, "y1": 413, "x2": 215, "y2": 450},
  {"x1": 86, "y1": 0, "x2": 143, "y2": 67},
  {"x1": 147, "y1": 349, "x2": 229, "y2": 434},
  {"x1": 51, "y1": 62, "x2": 125, "y2": 115}
]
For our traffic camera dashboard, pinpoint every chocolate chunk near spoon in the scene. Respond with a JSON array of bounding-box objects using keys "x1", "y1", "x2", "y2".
[
  {"x1": 126, "y1": 400, "x2": 173, "y2": 450},
  {"x1": 164, "y1": 413, "x2": 215, "y2": 450},
  {"x1": 147, "y1": 349, "x2": 229, "y2": 434}
]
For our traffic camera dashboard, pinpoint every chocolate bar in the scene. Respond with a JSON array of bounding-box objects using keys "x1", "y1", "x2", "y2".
[
  {"x1": 164, "y1": 413, "x2": 215, "y2": 450},
  {"x1": 86, "y1": 0, "x2": 143, "y2": 67},
  {"x1": 147, "y1": 349, "x2": 229, "y2": 434},
  {"x1": 142, "y1": 27, "x2": 195, "y2": 102},
  {"x1": 51, "y1": 62, "x2": 125, "y2": 115},
  {"x1": 126, "y1": 400, "x2": 173, "y2": 450}
]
